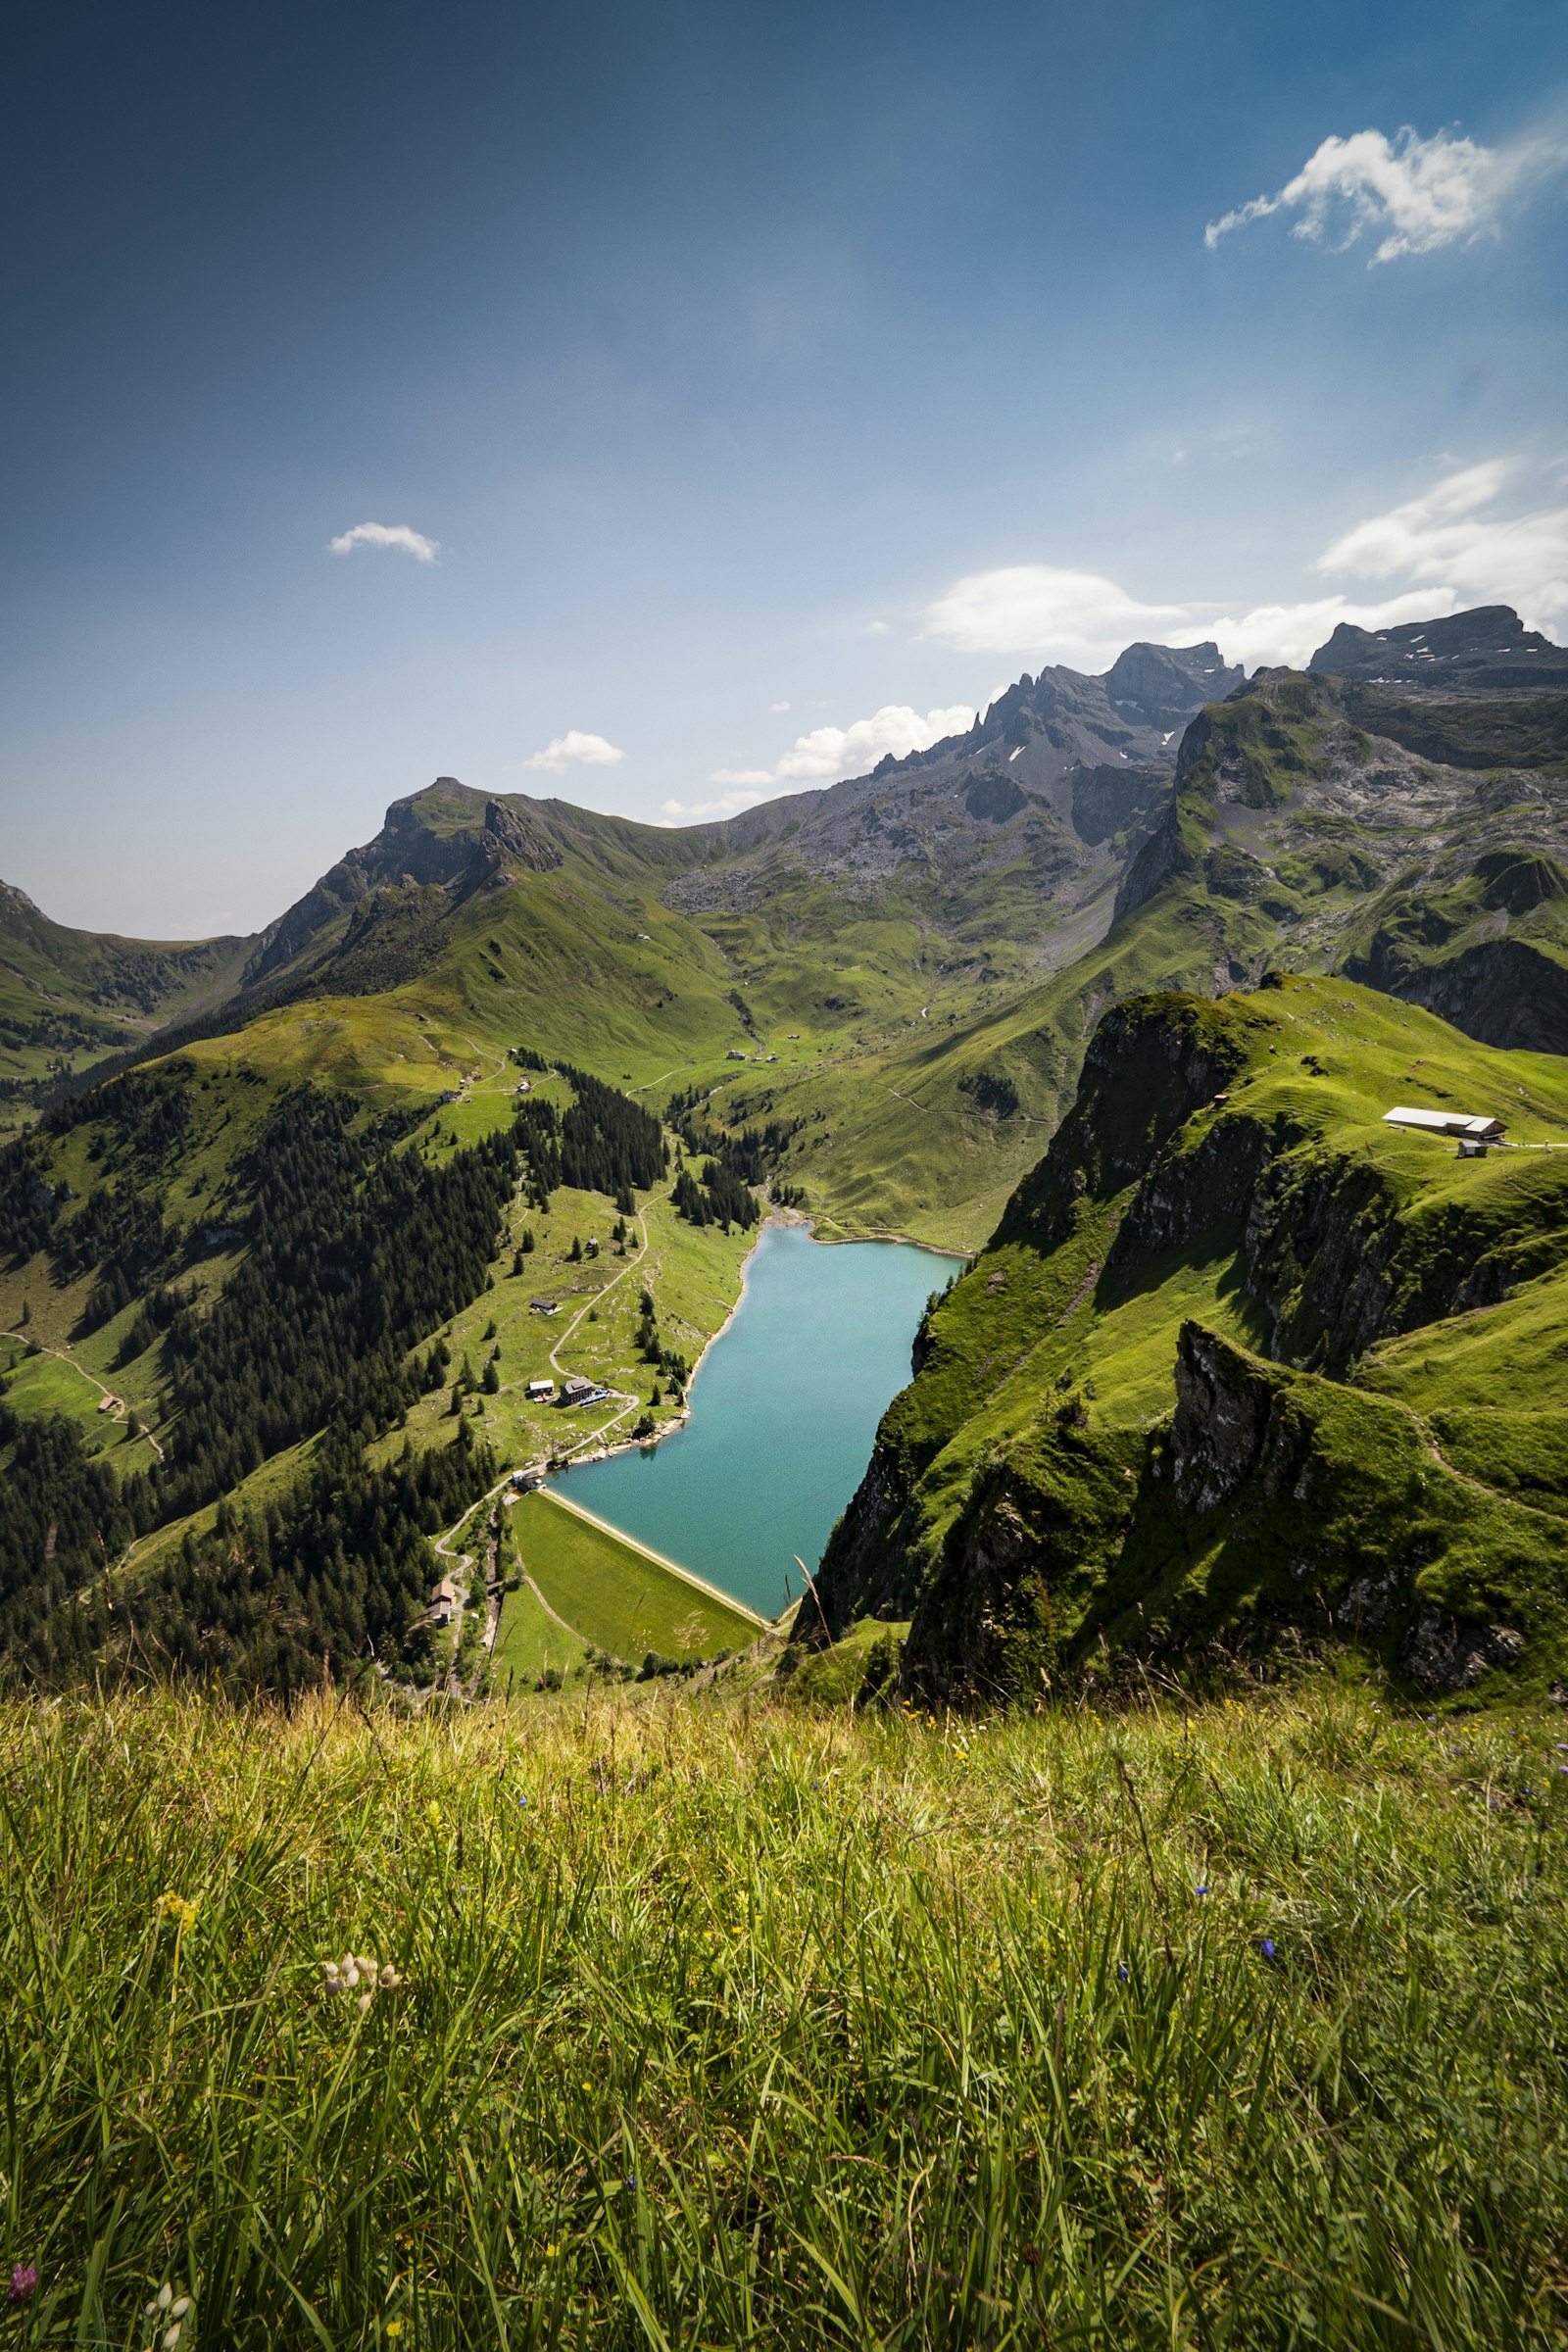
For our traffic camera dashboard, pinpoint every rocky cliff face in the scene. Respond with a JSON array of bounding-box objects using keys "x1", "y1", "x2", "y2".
[
  {"x1": 1105, "y1": 612, "x2": 1568, "y2": 1052},
  {"x1": 665, "y1": 638, "x2": 1238, "y2": 923},
  {"x1": 805, "y1": 975, "x2": 1568, "y2": 1702}
]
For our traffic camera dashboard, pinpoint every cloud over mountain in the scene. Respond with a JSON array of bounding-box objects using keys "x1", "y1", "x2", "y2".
[
  {"x1": 523, "y1": 731, "x2": 627, "y2": 774},
  {"x1": 922, "y1": 462, "x2": 1566, "y2": 676},
  {"x1": 662, "y1": 702, "x2": 976, "y2": 822}
]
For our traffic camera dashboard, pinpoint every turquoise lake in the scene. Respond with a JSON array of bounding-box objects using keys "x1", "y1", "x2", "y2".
[{"x1": 552, "y1": 1221, "x2": 964, "y2": 1619}]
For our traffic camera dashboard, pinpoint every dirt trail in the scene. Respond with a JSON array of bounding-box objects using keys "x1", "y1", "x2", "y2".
[
  {"x1": 27, "y1": 1340, "x2": 166, "y2": 1462},
  {"x1": 546, "y1": 1228, "x2": 649, "y2": 1461},
  {"x1": 1410, "y1": 1408, "x2": 1566, "y2": 1524}
]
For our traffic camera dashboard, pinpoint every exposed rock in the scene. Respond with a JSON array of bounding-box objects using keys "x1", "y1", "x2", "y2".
[
  {"x1": 242, "y1": 778, "x2": 561, "y2": 992},
  {"x1": 1169, "y1": 1324, "x2": 1308, "y2": 1515},
  {"x1": 1102, "y1": 640, "x2": 1243, "y2": 729},
  {"x1": 1309, "y1": 604, "x2": 1568, "y2": 690},
  {"x1": 1400, "y1": 1608, "x2": 1525, "y2": 1690}
]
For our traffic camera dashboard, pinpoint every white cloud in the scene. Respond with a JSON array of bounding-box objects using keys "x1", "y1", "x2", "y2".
[
  {"x1": 768, "y1": 700, "x2": 792, "y2": 712},
  {"x1": 523, "y1": 730, "x2": 627, "y2": 774},
  {"x1": 1205, "y1": 123, "x2": 1566, "y2": 265},
  {"x1": 1195, "y1": 592, "x2": 1460, "y2": 673},
  {"x1": 924, "y1": 564, "x2": 1191, "y2": 670},
  {"x1": 1313, "y1": 460, "x2": 1568, "y2": 621},
  {"x1": 920, "y1": 462, "x2": 1565, "y2": 676},
  {"x1": 662, "y1": 702, "x2": 977, "y2": 824},
  {"x1": 770, "y1": 703, "x2": 976, "y2": 783},
  {"x1": 328, "y1": 520, "x2": 439, "y2": 563},
  {"x1": 660, "y1": 783, "x2": 777, "y2": 822}
]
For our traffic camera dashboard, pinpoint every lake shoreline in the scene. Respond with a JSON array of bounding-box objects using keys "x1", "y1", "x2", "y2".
[
  {"x1": 558, "y1": 1210, "x2": 962, "y2": 1478},
  {"x1": 551, "y1": 1218, "x2": 965, "y2": 1617}
]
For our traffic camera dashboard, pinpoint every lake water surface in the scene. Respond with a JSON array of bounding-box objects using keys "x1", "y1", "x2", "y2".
[{"x1": 552, "y1": 1221, "x2": 964, "y2": 1619}]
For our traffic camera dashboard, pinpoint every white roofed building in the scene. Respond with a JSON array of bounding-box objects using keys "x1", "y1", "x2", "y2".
[{"x1": 1383, "y1": 1106, "x2": 1505, "y2": 1141}]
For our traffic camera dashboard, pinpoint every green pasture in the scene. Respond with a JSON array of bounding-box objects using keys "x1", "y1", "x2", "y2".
[
  {"x1": 489, "y1": 1577, "x2": 590, "y2": 1686},
  {"x1": 510, "y1": 1490, "x2": 758, "y2": 1662}
]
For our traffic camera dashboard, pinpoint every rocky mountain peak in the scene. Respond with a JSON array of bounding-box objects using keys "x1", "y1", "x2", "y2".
[
  {"x1": 1102, "y1": 640, "x2": 1244, "y2": 729},
  {"x1": 1309, "y1": 604, "x2": 1568, "y2": 688}
]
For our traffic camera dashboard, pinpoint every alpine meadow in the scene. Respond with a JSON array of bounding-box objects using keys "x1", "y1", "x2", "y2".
[{"x1": 6, "y1": 3, "x2": 1568, "y2": 2341}]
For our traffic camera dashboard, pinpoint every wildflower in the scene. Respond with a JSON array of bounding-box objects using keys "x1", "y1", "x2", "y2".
[
  {"x1": 144, "y1": 2285, "x2": 192, "y2": 2343},
  {"x1": 322, "y1": 1952, "x2": 401, "y2": 2006},
  {"x1": 8, "y1": 2263, "x2": 37, "y2": 2305},
  {"x1": 154, "y1": 1891, "x2": 199, "y2": 1932},
  {"x1": 386, "y1": 2326, "x2": 405, "y2": 2341},
  {"x1": 1116, "y1": 1963, "x2": 1129, "y2": 1983},
  {"x1": 1260, "y1": 1938, "x2": 1277, "y2": 1961},
  {"x1": 1195, "y1": 1884, "x2": 1209, "y2": 1897}
]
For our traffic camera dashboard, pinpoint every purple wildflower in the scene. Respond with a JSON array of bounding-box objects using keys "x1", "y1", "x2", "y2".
[
  {"x1": 8, "y1": 2264, "x2": 37, "y2": 2306},
  {"x1": 1116, "y1": 1962, "x2": 1129, "y2": 1983},
  {"x1": 1260, "y1": 1938, "x2": 1276, "y2": 1961},
  {"x1": 1195, "y1": 1884, "x2": 1209, "y2": 1897}
]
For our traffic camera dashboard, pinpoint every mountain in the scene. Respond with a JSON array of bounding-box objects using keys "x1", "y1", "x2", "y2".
[
  {"x1": 1308, "y1": 603, "x2": 1568, "y2": 689},
  {"x1": 1108, "y1": 615, "x2": 1568, "y2": 1052},
  {"x1": 0, "y1": 882, "x2": 252, "y2": 1137},
  {"x1": 4, "y1": 602, "x2": 1567, "y2": 1701},
  {"x1": 6, "y1": 636, "x2": 1233, "y2": 1247},
  {"x1": 803, "y1": 973, "x2": 1568, "y2": 1703}
]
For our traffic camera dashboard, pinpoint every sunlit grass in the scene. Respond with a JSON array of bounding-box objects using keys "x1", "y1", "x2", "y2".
[{"x1": 1, "y1": 1677, "x2": 1565, "y2": 2346}]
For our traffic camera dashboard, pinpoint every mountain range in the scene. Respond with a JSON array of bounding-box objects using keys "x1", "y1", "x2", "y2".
[{"x1": 3, "y1": 601, "x2": 1568, "y2": 1698}]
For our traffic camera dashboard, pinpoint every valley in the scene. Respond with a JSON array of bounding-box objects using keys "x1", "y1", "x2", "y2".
[
  {"x1": 3, "y1": 603, "x2": 1568, "y2": 1707},
  {"x1": 5, "y1": 612, "x2": 1568, "y2": 2352}
]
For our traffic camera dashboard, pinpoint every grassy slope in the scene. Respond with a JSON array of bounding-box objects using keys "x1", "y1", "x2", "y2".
[
  {"x1": 506, "y1": 1491, "x2": 760, "y2": 1661},
  {"x1": 489, "y1": 1577, "x2": 589, "y2": 1684},
  {"x1": 2, "y1": 1678, "x2": 1566, "y2": 2348},
  {"x1": 835, "y1": 975, "x2": 1568, "y2": 1693},
  {"x1": 0, "y1": 892, "x2": 251, "y2": 1137},
  {"x1": 1, "y1": 1048, "x2": 762, "y2": 1653}
]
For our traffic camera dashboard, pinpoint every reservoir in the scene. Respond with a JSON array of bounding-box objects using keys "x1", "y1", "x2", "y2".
[{"x1": 552, "y1": 1221, "x2": 964, "y2": 1620}]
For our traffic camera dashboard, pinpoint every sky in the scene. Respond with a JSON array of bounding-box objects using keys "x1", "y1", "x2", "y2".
[{"x1": 2, "y1": 0, "x2": 1566, "y2": 939}]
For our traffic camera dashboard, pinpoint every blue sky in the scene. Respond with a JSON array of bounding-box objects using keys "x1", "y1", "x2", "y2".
[{"x1": 3, "y1": 0, "x2": 1565, "y2": 936}]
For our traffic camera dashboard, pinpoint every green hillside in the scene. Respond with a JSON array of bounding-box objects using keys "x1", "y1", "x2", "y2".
[
  {"x1": 0, "y1": 882, "x2": 252, "y2": 1138},
  {"x1": 5, "y1": 612, "x2": 1568, "y2": 1702},
  {"x1": 809, "y1": 973, "x2": 1568, "y2": 1701}
]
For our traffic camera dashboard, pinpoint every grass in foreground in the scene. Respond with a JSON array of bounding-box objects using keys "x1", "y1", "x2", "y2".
[{"x1": 1, "y1": 1677, "x2": 1566, "y2": 2347}]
